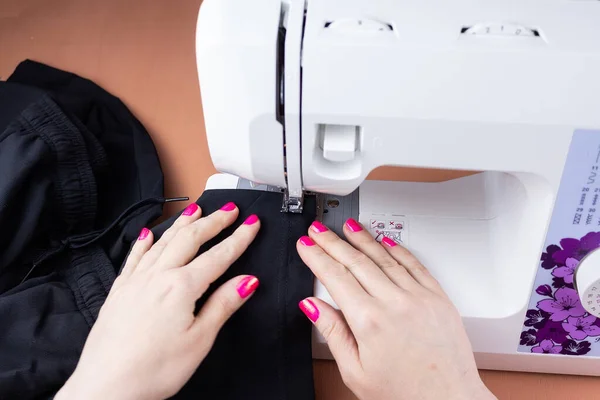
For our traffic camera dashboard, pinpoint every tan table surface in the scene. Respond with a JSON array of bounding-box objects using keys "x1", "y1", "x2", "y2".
[{"x1": 2, "y1": 0, "x2": 600, "y2": 398}]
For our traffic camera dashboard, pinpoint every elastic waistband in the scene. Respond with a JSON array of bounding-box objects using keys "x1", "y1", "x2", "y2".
[
  {"x1": 62, "y1": 246, "x2": 116, "y2": 327},
  {"x1": 17, "y1": 95, "x2": 98, "y2": 233}
]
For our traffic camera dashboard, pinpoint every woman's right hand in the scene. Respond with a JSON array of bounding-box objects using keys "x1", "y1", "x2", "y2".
[{"x1": 296, "y1": 219, "x2": 497, "y2": 400}]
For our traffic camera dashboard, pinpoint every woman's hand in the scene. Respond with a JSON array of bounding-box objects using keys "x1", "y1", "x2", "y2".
[
  {"x1": 297, "y1": 219, "x2": 496, "y2": 400},
  {"x1": 56, "y1": 202, "x2": 261, "y2": 400}
]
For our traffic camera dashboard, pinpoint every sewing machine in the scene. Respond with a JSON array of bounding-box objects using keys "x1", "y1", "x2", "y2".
[{"x1": 195, "y1": 0, "x2": 600, "y2": 376}]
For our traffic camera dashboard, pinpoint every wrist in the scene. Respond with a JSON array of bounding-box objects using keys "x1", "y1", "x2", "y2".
[
  {"x1": 55, "y1": 370, "x2": 138, "y2": 400},
  {"x1": 451, "y1": 378, "x2": 497, "y2": 400}
]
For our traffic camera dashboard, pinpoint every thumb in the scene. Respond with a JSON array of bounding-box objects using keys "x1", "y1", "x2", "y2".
[
  {"x1": 299, "y1": 297, "x2": 361, "y2": 374},
  {"x1": 191, "y1": 275, "x2": 259, "y2": 339}
]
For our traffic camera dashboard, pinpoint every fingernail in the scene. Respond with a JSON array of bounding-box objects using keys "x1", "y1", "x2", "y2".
[
  {"x1": 236, "y1": 276, "x2": 259, "y2": 299},
  {"x1": 138, "y1": 227, "x2": 150, "y2": 240},
  {"x1": 310, "y1": 221, "x2": 328, "y2": 233},
  {"x1": 345, "y1": 218, "x2": 363, "y2": 232},
  {"x1": 182, "y1": 203, "x2": 199, "y2": 216},
  {"x1": 382, "y1": 237, "x2": 397, "y2": 247},
  {"x1": 299, "y1": 236, "x2": 315, "y2": 246},
  {"x1": 299, "y1": 299, "x2": 320, "y2": 322},
  {"x1": 220, "y1": 202, "x2": 236, "y2": 212},
  {"x1": 244, "y1": 214, "x2": 259, "y2": 225}
]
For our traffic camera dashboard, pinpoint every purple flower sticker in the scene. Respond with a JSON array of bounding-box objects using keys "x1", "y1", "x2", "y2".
[
  {"x1": 536, "y1": 320, "x2": 568, "y2": 344},
  {"x1": 552, "y1": 276, "x2": 573, "y2": 289},
  {"x1": 520, "y1": 232, "x2": 600, "y2": 356},
  {"x1": 535, "y1": 285, "x2": 553, "y2": 297},
  {"x1": 541, "y1": 244, "x2": 561, "y2": 269},
  {"x1": 562, "y1": 315, "x2": 600, "y2": 340},
  {"x1": 532, "y1": 339, "x2": 563, "y2": 354},
  {"x1": 561, "y1": 339, "x2": 592, "y2": 356},
  {"x1": 525, "y1": 309, "x2": 550, "y2": 329},
  {"x1": 552, "y1": 232, "x2": 600, "y2": 264},
  {"x1": 552, "y1": 258, "x2": 578, "y2": 285},
  {"x1": 520, "y1": 329, "x2": 538, "y2": 346},
  {"x1": 537, "y1": 287, "x2": 586, "y2": 321}
]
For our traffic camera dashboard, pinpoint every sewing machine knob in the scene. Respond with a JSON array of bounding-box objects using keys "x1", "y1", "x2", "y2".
[
  {"x1": 574, "y1": 249, "x2": 600, "y2": 318},
  {"x1": 463, "y1": 23, "x2": 537, "y2": 37},
  {"x1": 325, "y1": 19, "x2": 393, "y2": 33}
]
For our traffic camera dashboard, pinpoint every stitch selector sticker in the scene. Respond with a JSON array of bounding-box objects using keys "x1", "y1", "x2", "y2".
[{"x1": 518, "y1": 130, "x2": 600, "y2": 356}]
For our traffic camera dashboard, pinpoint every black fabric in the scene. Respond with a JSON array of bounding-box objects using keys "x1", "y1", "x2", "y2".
[
  {"x1": 0, "y1": 59, "x2": 316, "y2": 400},
  {"x1": 146, "y1": 190, "x2": 316, "y2": 400},
  {"x1": 0, "y1": 60, "x2": 164, "y2": 399},
  {"x1": 0, "y1": 247, "x2": 115, "y2": 399},
  {"x1": 6, "y1": 59, "x2": 165, "y2": 270}
]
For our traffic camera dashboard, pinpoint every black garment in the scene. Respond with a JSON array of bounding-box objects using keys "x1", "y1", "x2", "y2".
[
  {"x1": 0, "y1": 59, "x2": 316, "y2": 400},
  {"x1": 6, "y1": 59, "x2": 165, "y2": 270},
  {"x1": 146, "y1": 190, "x2": 316, "y2": 400},
  {"x1": 0, "y1": 248, "x2": 115, "y2": 399},
  {"x1": 0, "y1": 61, "x2": 164, "y2": 398}
]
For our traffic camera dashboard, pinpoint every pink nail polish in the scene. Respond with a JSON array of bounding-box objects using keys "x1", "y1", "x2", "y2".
[
  {"x1": 182, "y1": 203, "x2": 199, "y2": 216},
  {"x1": 220, "y1": 202, "x2": 236, "y2": 212},
  {"x1": 299, "y1": 299, "x2": 320, "y2": 322},
  {"x1": 244, "y1": 214, "x2": 259, "y2": 225},
  {"x1": 299, "y1": 236, "x2": 315, "y2": 246},
  {"x1": 345, "y1": 218, "x2": 363, "y2": 232},
  {"x1": 310, "y1": 221, "x2": 328, "y2": 233},
  {"x1": 236, "y1": 276, "x2": 259, "y2": 299},
  {"x1": 138, "y1": 227, "x2": 150, "y2": 240},
  {"x1": 382, "y1": 237, "x2": 397, "y2": 247}
]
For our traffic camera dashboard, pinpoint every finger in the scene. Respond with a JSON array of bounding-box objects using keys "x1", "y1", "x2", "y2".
[
  {"x1": 184, "y1": 214, "x2": 260, "y2": 291},
  {"x1": 154, "y1": 202, "x2": 240, "y2": 271},
  {"x1": 341, "y1": 223, "x2": 421, "y2": 292},
  {"x1": 296, "y1": 236, "x2": 371, "y2": 313},
  {"x1": 191, "y1": 275, "x2": 259, "y2": 340},
  {"x1": 137, "y1": 202, "x2": 202, "y2": 271},
  {"x1": 308, "y1": 220, "x2": 397, "y2": 296},
  {"x1": 120, "y1": 227, "x2": 154, "y2": 277},
  {"x1": 381, "y1": 239, "x2": 447, "y2": 297},
  {"x1": 299, "y1": 297, "x2": 361, "y2": 376}
]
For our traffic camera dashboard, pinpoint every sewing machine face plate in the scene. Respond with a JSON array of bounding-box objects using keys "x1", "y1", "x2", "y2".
[{"x1": 518, "y1": 130, "x2": 600, "y2": 357}]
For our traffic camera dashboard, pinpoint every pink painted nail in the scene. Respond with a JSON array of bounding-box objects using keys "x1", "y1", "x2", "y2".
[
  {"x1": 345, "y1": 218, "x2": 363, "y2": 232},
  {"x1": 310, "y1": 221, "x2": 328, "y2": 233},
  {"x1": 382, "y1": 237, "x2": 397, "y2": 247},
  {"x1": 182, "y1": 203, "x2": 199, "y2": 216},
  {"x1": 220, "y1": 202, "x2": 236, "y2": 212},
  {"x1": 244, "y1": 214, "x2": 259, "y2": 225},
  {"x1": 299, "y1": 299, "x2": 320, "y2": 322},
  {"x1": 236, "y1": 276, "x2": 259, "y2": 299},
  {"x1": 299, "y1": 236, "x2": 315, "y2": 246},
  {"x1": 138, "y1": 227, "x2": 150, "y2": 240}
]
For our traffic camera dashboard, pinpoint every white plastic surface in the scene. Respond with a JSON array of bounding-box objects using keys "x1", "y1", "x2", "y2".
[
  {"x1": 321, "y1": 124, "x2": 358, "y2": 162},
  {"x1": 313, "y1": 172, "x2": 552, "y2": 343},
  {"x1": 196, "y1": 0, "x2": 286, "y2": 187},
  {"x1": 300, "y1": 0, "x2": 600, "y2": 196}
]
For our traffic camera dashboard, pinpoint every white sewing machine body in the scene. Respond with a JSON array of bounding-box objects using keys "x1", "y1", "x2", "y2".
[{"x1": 196, "y1": 0, "x2": 600, "y2": 376}]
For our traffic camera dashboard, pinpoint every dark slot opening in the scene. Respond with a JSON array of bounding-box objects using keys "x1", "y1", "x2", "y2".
[{"x1": 275, "y1": 26, "x2": 286, "y2": 126}]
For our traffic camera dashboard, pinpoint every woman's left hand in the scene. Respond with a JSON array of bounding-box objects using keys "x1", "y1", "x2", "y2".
[{"x1": 56, "y1": 202, "x2": 261, "y2": 400}]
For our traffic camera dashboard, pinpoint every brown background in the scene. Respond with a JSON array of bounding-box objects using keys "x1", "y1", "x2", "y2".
[{"x1": 1, "y1": 0, "x2": 600, "y2": 398}]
